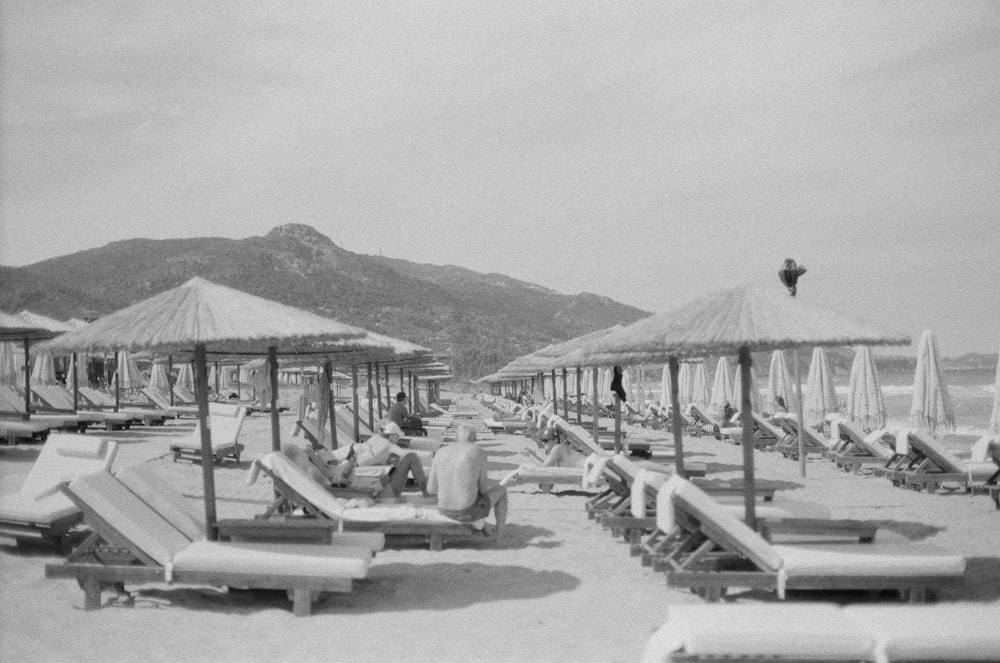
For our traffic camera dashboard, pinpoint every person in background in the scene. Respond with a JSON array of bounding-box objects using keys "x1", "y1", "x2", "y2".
[
  {"x1": 427, "y1": 425, "x2": 508, "y2": 538},
  {"x1": 321, "y1": 421, "x2": 428, "y2": 497},
  {"x1": 387, "y1": 391, "x2": 409, "y2": 428},
  {"x1": 773, "y1": 395, "x2": 788, "y2": 414}
]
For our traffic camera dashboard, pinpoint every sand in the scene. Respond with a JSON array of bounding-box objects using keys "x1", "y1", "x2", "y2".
[{"x1": 1, "y1": 392, "x2": 998, "y2": 663}]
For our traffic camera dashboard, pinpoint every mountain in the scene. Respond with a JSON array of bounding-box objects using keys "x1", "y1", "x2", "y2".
[{"x1": 0, "y1": 224, "x2": 649, "y2": 378}]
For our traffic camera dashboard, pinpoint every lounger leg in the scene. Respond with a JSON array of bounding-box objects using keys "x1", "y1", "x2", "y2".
[
  {"x1": 429, "y1": 534, "x2": 443, "y2": 551},
  {"x1": 291, "y1": 588, "x2": 312, "y2": 616},
  {"x1": 82, "y1": 577, "x2": 102, "y2": 611}
]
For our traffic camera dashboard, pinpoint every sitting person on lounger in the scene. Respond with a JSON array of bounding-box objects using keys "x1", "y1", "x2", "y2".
[
  {"x1": 386, "y1": 391, "x2": 410, "y2": 428},
  {"x1": 427, "y1": 425, "x2": 508, "y2": 537},
  {"x1": 499, "y1": 426, "x2": 587, "y2": 487},
  {"x1": 308, "y1": 421, "x2": 428, "y2": 497}
]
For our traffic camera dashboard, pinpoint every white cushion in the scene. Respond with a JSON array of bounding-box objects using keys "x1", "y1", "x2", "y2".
[
  {"x1": 845, "y1": 603, "x2": 1000, "y2": 662},
  {"x1": 172, "y1": 541, "x2": 370, "y2": 579},
  {"x1": 0, "y1": 492, "x2": 78, "y2": 524},
  {"x1": 776, "y1": 543, "x2": 965, "y2": 577}
]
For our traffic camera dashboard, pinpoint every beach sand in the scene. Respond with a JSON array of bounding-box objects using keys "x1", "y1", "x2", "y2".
[{"x1": 2, "y1": 392, "x2": 998, "y2": 663}]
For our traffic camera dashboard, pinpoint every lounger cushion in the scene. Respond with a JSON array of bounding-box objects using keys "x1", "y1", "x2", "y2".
[
  {"x1": 845, "y1": 604, "x2": 1000, "y2": 662},
  {"x1": 173, "y1": 541, "x2": 370, "y2": 579},
  {"x1": 69, "y1": 472, "x2": 191, "y2": 566},
  {"x1": 21, "y1": 433, "x2": 117, "y2": 499},
  {"x1": 642, "y1": 604, "x2": 875, "y2": 663},
  {"x1": 116, "y1": 467, "x2": 205, "y2": 541},
  {"x1": 775, "y1": 542, "x2": 965, "y2": 577},
  {"x1": 0, "y1": 419, "x2": 52, "y2": 435},
  {"x1": 54, "y1": 436, "x2": 108, "y2": 460},
  {"x1": 907, "y1": 430, "x2": 966, "y2": 473},
  {"x1": 0, "y1": 492, "x2": 79, "y2": 524}
]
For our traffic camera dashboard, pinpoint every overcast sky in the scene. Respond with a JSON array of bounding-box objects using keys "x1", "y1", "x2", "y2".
[{"x1": 2, "y1": 2, "x2": 998, "y2": 354}]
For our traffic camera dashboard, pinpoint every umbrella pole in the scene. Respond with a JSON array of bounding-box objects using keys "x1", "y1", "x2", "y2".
[
  {"x1": 324, "y1": 361, "x2": 338, "y2": 450},
  {"x1": 114, "y1": 357, "x2": 120, "y2": 412},
  {"x1": 561, "y1": 368, "x2": 568, "y2": 419},
  {"x1": 366, "y1": 362, "x2": 374, "y2": 431},
  {"x1": 592, "y1": 366, "x2": 600, "y2": 448},
  {"x1": 72, "y1": 353, "x2": 79, "y2": 412},
  {"x1": 375, "y1": 362, "x2": 383, "y2": 418},
  {"x1": 268, "y1": 346, "x2": 280, "y2": 452},
  {"x1": 576, "y1": 366, "x2": 582, "y2": 422},
  {"x1": 795, "y1": 348, "x2": 806, "y2": 478},
  {"x1": 168, "y1": 355, "x2": 175, "y2": 406},
  {"x1": 22, "y1": 338, "x2": 30, "y2": 421},
  {"x1": 352, "y1": 364, "x2": 361, "y2": 443},
  {"x1": 193, "y1": 343, "x2": 218, "y2": 540},
  {"x1": 613, "y1": 390, "x2": 622, "y2": 454},
  {"x1": 738, "y1": 347, "x2": 757, "y2": 530},
  {"x1": 669, "y1": 356, "x2": 685, "y2": 478},
  {"x1": 386, "y1": 365, "x2": 391, "y2": 410}
]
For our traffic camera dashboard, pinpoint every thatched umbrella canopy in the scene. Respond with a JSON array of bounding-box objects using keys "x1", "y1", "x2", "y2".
[
  {"x1": 568, "y1": 283, "x2": 909, "y2": 528},
  {"x1": 846, "y1": 345, "x2": 886, "y2": 432},
  {"x1": 1, "y1": 310, "x2": 75, "y2": 418},
  {"x1": 909, "y1": 330, "x2": 955, "y2": 437},
  {"x1": 39, "y1": 277, "x2": 372, "y2": 538}
]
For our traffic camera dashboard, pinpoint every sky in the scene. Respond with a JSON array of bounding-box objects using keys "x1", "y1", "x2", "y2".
[{"x1": 2, "y1": 1, "x2": 998, "y2": 355}]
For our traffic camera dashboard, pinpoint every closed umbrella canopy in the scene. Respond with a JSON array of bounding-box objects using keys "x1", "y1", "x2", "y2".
[
  {"x1": 805, "y1": 347, "x2": 839, "y2": 427},
  {"x1": 733, "y1": 360, "x2": 763, "y2": 414},
  {"x1": 175, "y1": 362, "x2": 195, "y2": 392},
  {"x1": 690, "y1": 360, "x2": 710, "y2": 407},
  {"x1": 0, "y1": 342, "x2": 19, "y2": 387},
  {"x1": 709, "y1": 357, "x2": 734, "y2": 414},
  {"x1": 767, "y1": 350, "x2": 796, "y2": 413},
  {"x1": 30, "y1": 352, "x2": 58, "y2": 386},
  {"x1": 846, "y1": 345, "x2": 886, "y2": 432},
  {"x1": 116, "y1": 350, "x2": 145, "y2": 391},
  {"x1": 910, "y1": 330, "x2": 955, "y2": 437},
  {"x1": 678, "y1": 361, "x2": 694, "y2": 409},
  {"x1": 660, "y1": 363, "x2": 672, "y2": 407},
  {"x1": 149, "y1": 360, "x2": 170, "y2": 392}
]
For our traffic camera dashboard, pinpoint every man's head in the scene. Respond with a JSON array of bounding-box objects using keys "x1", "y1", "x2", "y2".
[
  {"x1": 382, "y1": 421, "x2": 404, "y2": 441},
  {"x1": 456, "y1": 425, "x2": 477, "y2": 445},
  {"x1": 396, "y1": 391, "x2": 406, "y2": 402}
]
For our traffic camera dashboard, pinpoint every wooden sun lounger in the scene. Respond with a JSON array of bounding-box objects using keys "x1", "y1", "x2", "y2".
[
  {"x1": 891, "y1": 430, "x2": 996, "y2": 494},
  {"x1": 250, "y1": 451, "x2": 496, "y2": 551},
  {"x1": 45, "y1": 471, "x2": 373, "y2": 616},
  {"x1": 0, "y1": 433, "x2": 118, "y2": 551},
  {"x1": 141, "y1": 386, "x2": 199, "y2": 417},
  {"x1": 0, "y1": 386, "x2": 85, "y2": 433},
  {"x1": 0, "y1": 417, "x2": 53, "y2": 444},
  {"x1": 769, "y1": 413, "x2": 831, "y2": 460},
  {"x1": 169, "y1": 403, "x2": 247, "y2": 464},
  {"x1": 826, "y1": 419, "x2": 894, "y2": 474},
  {"x1": 77, "y1": 386, "x2": 174, "y2": 426},
  {"x1": 31, "y1": 385, "x2": 131, "y2": 431},
  {"x1": 657, "y1": 476, "x2": 965, "y2": 602}
]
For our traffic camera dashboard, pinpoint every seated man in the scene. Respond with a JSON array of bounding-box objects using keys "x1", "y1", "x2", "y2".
[
  {"x1": 308, "y1": 421, "x2": 428, "y2": 498},
  {"x1": 427, "y1": 425, "x2": 508, "y2": 538},
  {"x1": 386, "y1": 391, "x2": 410, "y2": 428}
]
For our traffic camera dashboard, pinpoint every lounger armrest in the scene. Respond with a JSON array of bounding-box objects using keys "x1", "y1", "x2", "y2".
[
  {"x1": 215, "y1": 518, "x2": 337, "y2": 544},
  {"x1": 759, "y1": 518, "x2": 878, "y2": 544}
]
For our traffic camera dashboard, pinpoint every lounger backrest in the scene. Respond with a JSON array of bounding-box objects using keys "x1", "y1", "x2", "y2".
[
  {"x1": 553, "y1": 418, "x2": 605, "y2": 456},
  {"x1": 116, "y1": 466, "x2": 205, "y2": 541},
  {"x1": 906, "y1": 431, "x2": 965, "y2": 473},
  {"x1": 335, "y1": 406, "x2": 363, "y2": 441},
  {"x1": 188, "y1": 404, "x2": 246, "y2": 449},
  {"x1": 143, "y1": 387, "x2": 173, "y2": 410},
  {"x1": 751, "y1": 413, "x2": 784, "y2": 439},
  {"x1": 261, "y1": 452, "x2": 347, "y2": 518},
  {"x1": 22, "y1": 433, "x2": 118, "y2": 499},
  {"x1": 79, "y1": 387, "x2": 116, "y2": 408},
  {"x1": 343, "y1": 405, "x2": 375, "y2": 436},
  {"x1": 67, "y1": 472, "x2": 191, "y2": 566},
  {"x1": 0, "y1": 385, "x2": 27, "y2": 413},
  {"x1": 33, "y1": 385, "x2": 74, "y2": 410},
  {"x1": 671, "y1": 477, "x2": 783, "y2": 574},
  {"x1": 836, "y1": 419, "x2": 869, "y2": 446}
]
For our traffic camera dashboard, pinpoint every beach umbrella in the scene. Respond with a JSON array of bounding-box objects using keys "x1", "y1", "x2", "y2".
[
  {"x1": 115, "y1": 350, "x2": 145, "y2": 391},
  {"x1": 149, "y1": 359, "x2": 170, "y2": 392},
  {"x1": 732, "y1": 360, "x2": 763, "y2": 414},
  {"x1": 30, "y1": 352, "x2": 58, "y2": 386},
  {"x1": 175, "y1": 362, "x2": 195, "y2": 393},
  {"x1": 909, "y1": 330, "x2": 955, "y2": 437},
  {"x1": 38, "y1": 277, "x2": 374, "y2": 539},
  {"x1": 0, "y1": 342, "x2": 19, "y2": 387},
  {"x1": 805, "y1": 347, "x2": 839, "y2": 427},
  {"x1": 1, "y1": 310, "x2": 74, "y2": 417},
  {"x1": 709, "y1": 356, "x2": 734, "y2": 414},
  {"x1": 678, "y1": 361, "x2": 694, "y2": 409},
  {"x1": 767, "y1": 350, "x2": 796, "y2": 413},
  {"x1": 690, "y1": 360, "x2": 710, "y2": 407},
  {"x1": 567, "y1": 283, "x2": 909, "y2": 528},
  {"x1": 846, "y1": 345, "x2": 886, "y2": 432}
]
